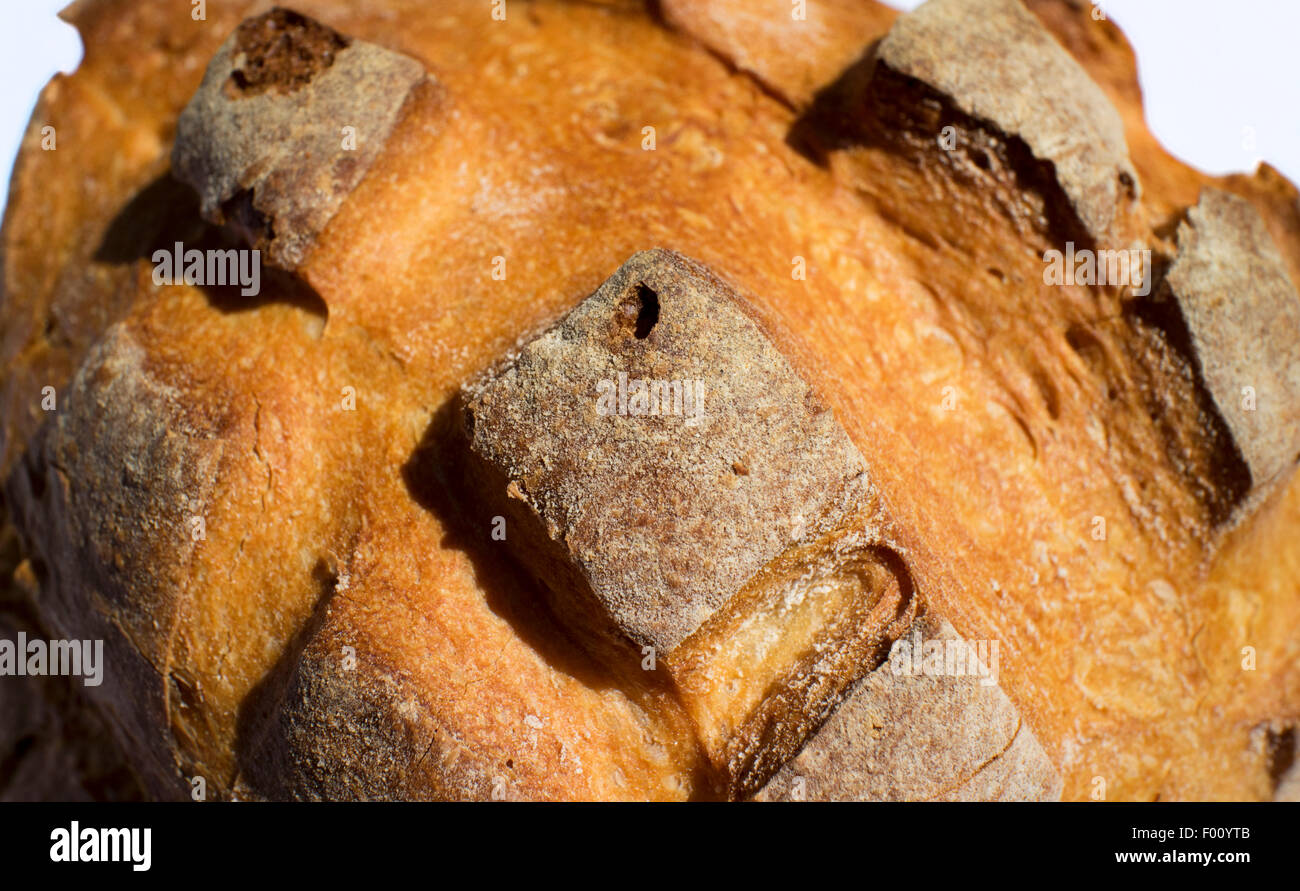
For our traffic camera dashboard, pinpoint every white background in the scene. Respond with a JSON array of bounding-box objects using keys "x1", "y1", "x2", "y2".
[{"x1": 1, "y1": 0, "x2": 1298, "y2": 218}]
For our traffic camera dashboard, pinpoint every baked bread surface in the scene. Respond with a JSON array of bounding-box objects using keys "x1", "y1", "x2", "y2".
[{"x1": 2, "y1": 0, "x2": 1299, "y2": 800}]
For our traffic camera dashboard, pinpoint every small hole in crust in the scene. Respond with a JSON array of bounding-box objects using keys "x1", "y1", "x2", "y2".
[
  {"x1": 632, "y1": 283, "x2": 659, "y2": 339},
  {"x1": 25, "y1": 461, "x2": 47, "y2": 500},
  {"x1": 621, "y1": 283, "x2": 660, "y2": 338},
  {"x1": 1118, "y1": 170, "x2": 1137, "y2": 201}
]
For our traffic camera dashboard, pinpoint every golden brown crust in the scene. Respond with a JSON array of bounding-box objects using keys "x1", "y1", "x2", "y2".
[{"x1": 1, "y1": 0, "x2": 1298, "y2": 800}]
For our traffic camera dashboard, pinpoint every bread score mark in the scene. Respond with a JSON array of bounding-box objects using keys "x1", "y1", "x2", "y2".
[
  {"x1": 459, "y1": 248, "x2": 874, "y2": 655},
  {"x1": 671, "y1": 524, "x2": 918, "y2": 797},
  {"x1": 456, "y1": 249, "x2": 1060, "y2": 799},
  {"x1": 873, "y1": 0, "x2": 1140, "y2": 247},
  {"x1": 754, "y1": 615, "x2": 1061, "y2": 802},
  {"x1": 172, "y1": 8, "x2": 436, "y2": 271},
  {"x1": 1128, "y1": 188, "x2": 1300, "y2": 526}
]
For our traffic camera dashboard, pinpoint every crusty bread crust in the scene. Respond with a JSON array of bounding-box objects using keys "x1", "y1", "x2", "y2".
[{"x1": 2, "y1": 0, "x2": 1299, "y2": 800}]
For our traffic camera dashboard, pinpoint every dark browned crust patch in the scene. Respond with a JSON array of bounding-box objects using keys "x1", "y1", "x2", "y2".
[{"x1": 224, "y1": 7, "x2": 351, "y2": 99}]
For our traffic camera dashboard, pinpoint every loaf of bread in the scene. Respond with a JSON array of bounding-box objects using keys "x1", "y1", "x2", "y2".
[{"x1": 2, "y1": 0, "x2": 1298, "y2": 801}]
